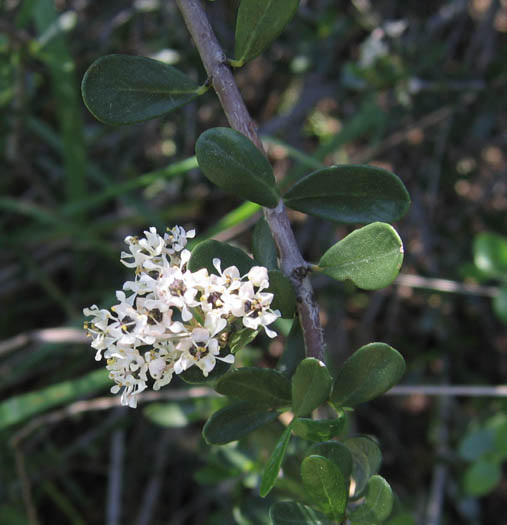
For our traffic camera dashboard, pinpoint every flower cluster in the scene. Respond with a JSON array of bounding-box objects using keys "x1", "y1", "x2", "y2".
[{"x1": 83, "y1": 226, "x2": 280, "y2": 407}]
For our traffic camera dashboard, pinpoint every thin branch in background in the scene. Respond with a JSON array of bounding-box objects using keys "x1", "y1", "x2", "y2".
[
  {"x1": 135, "y1": 430, "x2": 174, "y2": 525},
  {"x1": 174, "y1": 0, "x2": 325, "y2": 361},
  {"x1": 394, "y1": 274, "x2": 499, "y2": 298},
  {"x1": 13, "y1": 444, "x2": 40, "y2": 525},
  {"x1": 106, "y1": 421, "x2": 126, "y2": 525},
  {"x1": 388, "y1": 385, "x2": 507, "y2": 397}
]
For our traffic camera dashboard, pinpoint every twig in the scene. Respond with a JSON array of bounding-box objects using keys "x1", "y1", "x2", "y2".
[
  {"x1": 394, "y1": 274, "x2": 499, "y2": 298},
  {"x1": 174, "y1": 0, "x2": 324, "y2": 361},
  {"x1": 388, "y1": 385, "x2": 507, "y2": 397},
  {"x1": 106, "y1": 424, "x2": 125, "y2": 525},
  {"x1": 13, "y1": 444, "x2": 40, "y2": 525}
]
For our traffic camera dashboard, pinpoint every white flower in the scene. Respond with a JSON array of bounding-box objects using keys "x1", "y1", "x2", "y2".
[{"x1": 83, "y1": 225, "x2": 280, "y2": 407}]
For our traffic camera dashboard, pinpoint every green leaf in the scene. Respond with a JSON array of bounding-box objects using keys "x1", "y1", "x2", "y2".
[
  {"x1": 253, "y1": 218, "x2": 278, "y2": 270},
  {"x1": 216, "y1": 367, "x2": 292, "y2": 407},
  {"x1": 179, "y1": 359, "x2": 231, "y2": 385},
  {"x1": 473, "y1": 232, "x2": 507, "y2": 279},
  {"x1": 202, "y1": 401, "x2": 278, "y2": 444},
  {"x1": 485, "y1": 413, "x2": 507, "y2": 460},
  {"x1": 268, "y1": 269, "x2": 297, "y2": 318},
  {"x1": 81, "y1": 54, "x2": 203, "y2": 125},
  {"x1": 301, "y1": 455, "x2": 348, "y2": 520},
  {"x1": 318, "y1": 222, "x2": 404, "y2": 290},
  {"x1": 291, "y1": 358, "x2": 332, "y2": 416},
  {"x1": 260, "y1": 422, "x2": 293, "y2": 497},
  {"x1": 269, "y1": 502, "x2": 333, "y2": 524},
  {"x1": 344, "y1": 436, "x2": 382, "y2": 497},
  {"x1": 229, "y1": 327, "x2": 259, "y2": 354},
  {"x1": 330, "y1": 343, "x2": 405, "y2": 408},
  {"x1": 305, "y1": 441, "x2": 353, "y2": 480},
  {"x1": 463, "y1": 458, "x2": 502, "y2": 497},
  {"x1": 233, "y1": 0, "x2": 300, "y2": 67},
  {"x1": 493, "y1": 284, "x2": 507, "y2": 324},
  {"x1": 0, "y1": 369, "x2": 109, "y2": 430},
  {"x1": 283, "y1": 165, "x2": 410, "y2": 224},
  {"x1": 292, "y1": 417, "x2": 345, "y2": 442},
  {"x1": 195, "y1": 127, "x2": 280, "y2": 207},
  {"x1": 349, "y1": 475, "x2": 394, "y2": 524},
  {"x1": 188, "y1": 239, "x2": 255, "y2": 276}
]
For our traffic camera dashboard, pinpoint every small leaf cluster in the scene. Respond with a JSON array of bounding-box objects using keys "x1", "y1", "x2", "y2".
[{"x1": 201, "y1": 335, "x2": 404, "y2": 523}]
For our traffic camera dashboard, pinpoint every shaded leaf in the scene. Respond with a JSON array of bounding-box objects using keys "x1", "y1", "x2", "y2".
[
  {"x1": 195, "y1": 127, "x2": 279, "y2": 207},
  {"x1": 292, "y1": 417, "x2": 345, "y2": 442},
  {"x1": 202, "y1": 401, "x2": 278, "y2": 444},
  {"x1": 216, "y1": 367, "x2": 291, "y2": 407},
  {"x1": 82, "y1": 54, "x2": 202, "y2": 125},
  {"x1": 458, "y1": 427, "x2": 495, "y2": 461},
  {"x1": 330, "y1": 343, "x2": 405, "y2": 408},
  {"x1": 260, "y1": 422, "x2": 293, "y2": 497},
  {"x1": 318, "y1": 222, "x2": 404, "y2": 290},
  {"x1": 234, "y1": 0, "x2": 300, "y2": 66},
  {"x1": 283, "y1": 165, "x2": 410, "y2": 224},
  {"x1": 253, "y1": 218, "x2": 278, "y2": 270},
  {"x1": 493, "y1": 284, "x2": 507, "y2": 324},
  {"x1": 344, "y1": 436, "x2": 382, "y2": 497},
  {"x1": 291, "y1": 358, "x2": 332, "y2": 417},
  {"x1": 188, "y1": 239, "x2": 255, "y2": 276},
  {"x1": 269, "y1": 501, "x2": 332, "y2": 524},
  {"x1": 268, "y1": 269, "x2": 297, "y2": 318},
  {"x1": 278, "y1": 318, "x2": 306, "y2": 378},
  {"x1": 301, "y1": 455, "x2": 348, "y2": 520},
  {"x1": 179, "y1": 359, "x2": 231, "y2": 385},
  {"x1": 349, "y1": 475, "x2": 394, "y2": 524},
  {"x1": 306, "y1": 441, "x2": 353, "y2": 481}
]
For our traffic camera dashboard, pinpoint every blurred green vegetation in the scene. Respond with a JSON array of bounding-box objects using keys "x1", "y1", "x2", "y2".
[{"x1": 1, "y1": 0, "x2": 506, "y2": 523}]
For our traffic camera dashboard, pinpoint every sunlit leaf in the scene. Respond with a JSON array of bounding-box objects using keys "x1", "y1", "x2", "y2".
[
  {"x1": 330, "y1": 343, "x2": 405, "y2": 408},
  {"x1": 318, "y1": 222, "x2": 403, "y2": 290},
  {"x1": 269, "y1": 501, "x2": 332, "y2": 524},
  {"x1": 349, "y1": 475, "x2": 394, "y2": 524},
  {"x1": 292, "y1": 417, "x2": 345, "y2": 442},
  {"x1": 344, "y1": 436, "x2": 382, "y2": 498},
  {"x1": 260, "y1": 422, "x2": 293, "y2": 497}
]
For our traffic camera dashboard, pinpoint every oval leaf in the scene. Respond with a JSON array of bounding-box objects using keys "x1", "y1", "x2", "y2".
[
  {"x1": 260, "y1": 422, "x2": 293, "y2": 497},
  {"x1": 292, "y1": 417, "x2": 345, "y2": 442},
  {"x1": 283, "y1": 165, "x2": 410, "y2": 224},
  {"x1": 253, "y1": 218, "x2": 278, "y2": 270},
  {"x1": 318, "y1": 223, "x2": 404, "y2": 290},
  {"x1": 291, "y1": 358, "x2": 332, "y2": 416},
  {"x1": 268, "y1": 269, "x2": 296, "y2": 318},
  {"x1": 216, "y1": 367, "x2": 291, "y2": 407},
  {"x1": 195, "y1": 127, "x2": 279, "y2": 208},
  {"x1": 330, "y1": 343, "x2": 405, "y2": 408},
  {"x1": 349, "y1": 475, "x2": 394, "y2": 524},
  {"x1": 344, "y1": 436, "x2": 382, "y2": 498},
  {"x1": 188, "y1": 239, "x2": 255, "y2": 276},
  {"x1": 234, "y1": 0, "x2": 300, "y2": 66},
  {"x1": 473, "y1": 232, "x2": 507, "y2": 279},
  {"x1": 269, "y1": 502, "x2": 332, "y2": 524},
  {"x1": 493, "y1": 285, "x2": 507, "y2": 323},
  {"x1": 202, "y1": 401, "x2": 278, "y2": 444},
  {"x1": 305, "y1": 441, "x2": 353, "y2": 481},
  {"x1": 82, "y1": 54, "x2": 202, "y2": 125},
  {"x1": 301, "y1": 455, "x2": 348, "y2": 520}
]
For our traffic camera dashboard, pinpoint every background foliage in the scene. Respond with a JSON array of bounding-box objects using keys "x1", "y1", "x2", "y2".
[{"x1": 1, "y1": 0, "x2": 506, "y2": 523}]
